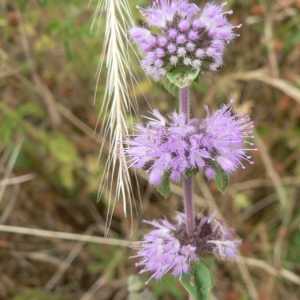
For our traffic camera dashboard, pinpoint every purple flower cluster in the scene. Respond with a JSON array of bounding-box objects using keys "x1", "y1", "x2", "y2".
[
  {"x1": 125, "y1": 100, "x2": 255, "y2": 186},
  {"x1": 129, "y1": 1, "x2": 241, "y2": 81},
  {"x1": 132, "y1": 211, "x2": 241, "y2": 283}
]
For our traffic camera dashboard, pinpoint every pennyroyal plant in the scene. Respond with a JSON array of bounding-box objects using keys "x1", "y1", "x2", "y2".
[{"x1": 124, "y1": 1, "x2": 256, "y2": 299}]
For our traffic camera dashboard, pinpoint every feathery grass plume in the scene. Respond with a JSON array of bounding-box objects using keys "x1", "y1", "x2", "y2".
[{"x1": 90, "y1": 0, "x2": 140, "y2": 234}]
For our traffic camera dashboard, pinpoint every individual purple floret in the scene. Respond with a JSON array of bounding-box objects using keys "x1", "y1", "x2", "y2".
[
  {"x1": 125, "y1": 100, "x2": 256, "y2": 186},
  {"x1": 129, "y1": 1, "x2": 241, "y2": 81},
  {"x1": 132, "y1": 210, "x2": 241, "y2": 283}
]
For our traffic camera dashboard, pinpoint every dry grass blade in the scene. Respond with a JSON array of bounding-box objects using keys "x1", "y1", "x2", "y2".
[
  {"x1": 0, "y1": 224, "x2": 133, "y2": 247},
  {"x1": 234, "y1": 70, "x2": 300, "y2": 105},
  {"x1": 0, "y1": 185, "x2": 19, "y2": 225},
  {"x1": 204, "y1": 69, "x2": 300, "y2": 106},
  {"x1": 0, "y1": 137, "x2": 24, "y2": 204},
  {"x1": 262, "y1": 0, "x2": 279, "y2": 77},
  {"x1": 254, "y1": 131, "x2": 288, "y2": 209},
  {"x1": 91, "y1": 0, "x2": 139, "y2": 234},
  {"x1": 0, "y1": 174, "x2": 36, "y2": 187},
  {"x1": 244, "y1": 257, "x2": 300, "y2": 286}
]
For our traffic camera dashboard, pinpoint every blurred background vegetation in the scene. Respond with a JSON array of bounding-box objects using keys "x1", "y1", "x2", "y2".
[{"x1": 0, "y1": 0, "x2": 300, "y2": 299}]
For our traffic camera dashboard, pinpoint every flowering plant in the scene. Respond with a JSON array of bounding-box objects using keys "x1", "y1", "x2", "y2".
[
  {"x1": 125, "y1": 1, "x2": 256, "y2": 299},
  {"x1": 130, "y1": 1, "x2": 241, "y2": 83}
]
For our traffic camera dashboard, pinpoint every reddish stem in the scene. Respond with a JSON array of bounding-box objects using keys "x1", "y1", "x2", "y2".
[{"x1": 179, "y1": 88, "x2": 195, "y2": 236}]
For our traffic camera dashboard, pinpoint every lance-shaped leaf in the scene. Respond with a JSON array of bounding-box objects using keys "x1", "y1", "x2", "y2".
[
  {"x1": 214, "y1": 167, "x2": 230, "y2": 194},
  {"x1": 162, "y1": 76, "x2": 179, "y2": 97},
  {"x1": 181, "y1": 260, "x2": 213, "y2": 300},
  {"x1": 157, "y1": 172, "x2": 170, "y2": 198}
]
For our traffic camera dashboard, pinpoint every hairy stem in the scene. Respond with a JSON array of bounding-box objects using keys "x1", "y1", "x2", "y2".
[{"x1": 179, "y1": 88, "x2": 195, "y2": 236}]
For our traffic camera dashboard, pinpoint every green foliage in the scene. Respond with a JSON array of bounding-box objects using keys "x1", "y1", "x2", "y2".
[
  {"x1": 154, "y1": 275, "x2": 185, "y2": 299},
  {"x1": 12, "y1": 289, "x2": 69, "y2": 300},
  {"x1": 213, "y1": 167, "x2": 230, "y2": 194},
  {"x1": 0, "y1": 102, "x2": 44, "y2": 146},
  {"x1": 0, "y1": 114, "x2": 16, "y2": 145},
  {"x1": 87, "y1": 244, "x2": 122, "y2": 273},
  {"x1": 181, "y1": 257, "x2": 214, "y2": 300},
  {"x1": 286, "y1": 209, "x2": 300, "y2": 264},
  {"x1": 48, "y1": 132, "x2": 78, "y2": 164},
  {"x1": 166, "y1": 68, "x2": 200, "y2": 89},
  {"x1": 234, "y1": 193, "x2": 252, "y2": 210},
  {"x1": 16, "y1": 0, "x2": 29, "y2": 10},
  {"x1": 17, "y1": 102, "x2": 46, "y2": 118},
  {"x1": 157, "y1": 172, "x2": 171, "y2": 198},
  {"x1": 157, "y1": 168, "x2": 199, "y2": 198},
  {"x1": 183, "y1": 167, "x2": 198, "y2": 178},
  {"x1": 0, "y1": 102, "x2": 81, "y2": 190},
  {"x1": 162, "y1": 76, "x2": 179, "y2": 97}
]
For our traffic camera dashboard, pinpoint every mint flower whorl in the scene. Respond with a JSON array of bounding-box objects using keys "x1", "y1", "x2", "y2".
[
  {"x1": 201, "y1": 100, "x2": 256, "y2": 177},
  {"x1": 130, "y1": 1, "x2": 241, "y2": 81},
  {"x1": 125, "y1": 101, "x2": 255, "y2": 186},
  {"x1": 132, "y1": 211, "x2": 241, "y2": 283}
]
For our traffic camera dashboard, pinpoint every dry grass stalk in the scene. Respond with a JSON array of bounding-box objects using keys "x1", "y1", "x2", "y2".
[
  {"x1": 0, "y1": 224, "x2": 134, "y2": 247},
  {"x1": 0, "y1": 137, "x2": 24, "y2": 204}
]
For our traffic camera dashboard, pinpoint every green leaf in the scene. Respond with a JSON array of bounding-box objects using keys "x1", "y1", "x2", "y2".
[
  {"x1": 48, "y1": 132, "x2": 78, "y2": 163},
  {"x1": 58, "y1": 164, "x2": 74, "y2": 190},
  {"x1": 162, "y1": 76, "x2": 179, "y2": 97},
  {"x1": 37, "y1": 0, "x2": 49, "y2": 7},
  {"x1": 183, "y1": 167, "x2": 198, "y2": 178},
  {"x1": 181, "y1": 261, "x2": 213, "y2": 300},
  {"x1": 16, "y1": 0, "x2": 29, "y2": 10},
  {"x1": 200, "y1": 255, "x2": 214, "y2": 273},
  {"x1": 155, "y1": 275, "x2": 184, "y2": 298},
  {"x1": 87, "y1": 262, "x2": 107, "y2": 273},
  {"x1": 214, "y1": 167, "x2": 230, "y2": 194},
  {"x1": 166, "y1": 68, "x2": 200, "y2": 89},
  {"x1": 17, "y1": 102, "x2": 45, "y2": 118},
  {"x1": 0, "y1": 115, "x2": 15, "y2": 145},
  {"x1": 12, "y1": 289, "x2": 68, "y2": 300},
  {"x1": 157, "y1": 173, "x2": 170, "y2": 198}
]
